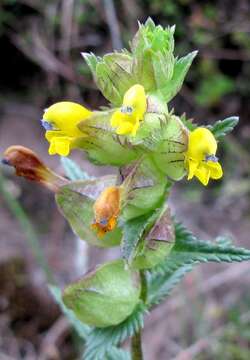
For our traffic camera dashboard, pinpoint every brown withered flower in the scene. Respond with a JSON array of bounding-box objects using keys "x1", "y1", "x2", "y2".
[{"x1": 2, "y1": 146, "x2": 68, "y2": 192}]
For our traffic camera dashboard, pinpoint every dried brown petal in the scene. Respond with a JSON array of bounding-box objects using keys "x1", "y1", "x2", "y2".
[{"x1": 2, "y1": 145, "x2": 68, "y2": 192}]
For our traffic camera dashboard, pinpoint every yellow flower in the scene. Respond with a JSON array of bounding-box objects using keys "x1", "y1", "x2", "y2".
[
  {"x1": 41, "y1": 101, "x2": 92, "y2": 156},
  {"x1": 91, "y1": 186, "x2": 121, "y2": 238},
  {"x1": 185, "y1": 127, "x2": 223, "y2": 186},
  {"x1": 110, "y1": 84, "x2": 147, "y2": 136}
]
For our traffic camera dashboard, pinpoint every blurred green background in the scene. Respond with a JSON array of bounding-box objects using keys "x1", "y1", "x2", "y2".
[{"x1": 0, "y1": 1, "x2": 250, "y2": 359}]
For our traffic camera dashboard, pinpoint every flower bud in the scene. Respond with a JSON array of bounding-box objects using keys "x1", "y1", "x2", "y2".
[
  {"x1": 2, "y1": 146, "x2": 68, "y2": 192},
  {"x1": 63, "y1": 259, "x2": 141, "y2": 327}
]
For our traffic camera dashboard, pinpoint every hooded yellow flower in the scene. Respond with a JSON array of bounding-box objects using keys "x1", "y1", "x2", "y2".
[
  {"x1": 185, "y1": 127, "x2": 223, "y2": 186},
  {"x1": 41, "y1": 101, "x2": 92, "y2": 156},
  {"x1": 110, "y1": 84, "x2": 147, "y2": 136},
  {"x1": 91, "y1": 186, "x2": 121, "y2": 238}
]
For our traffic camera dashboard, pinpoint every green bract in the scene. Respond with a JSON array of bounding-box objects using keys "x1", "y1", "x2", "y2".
[
  {"x1": 55, "y1": 176, "x2": 122, "y2": 248},
  {"x1": 77, "y1": 111, "x2": 138, "y2": 166},
  {"x1": 63, "y1": 259, "x2": 141, "y2": 327},
  {"x1": 132, "y1": 206, "x2": 175, "y2": 269},
  {"x1": 82, "y1": 18, "x2": 197, "y2": 105}
]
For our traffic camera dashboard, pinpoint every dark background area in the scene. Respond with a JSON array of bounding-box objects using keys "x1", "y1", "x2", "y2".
[{"x1": 0, "y1": 1, "x2": 250, "y2": 359}]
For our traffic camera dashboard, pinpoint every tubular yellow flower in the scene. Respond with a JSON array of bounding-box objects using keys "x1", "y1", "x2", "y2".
[
  {"x1": 41, "y1": 101, "x2": 92, "y2": 156},
  {"x1": 110, "y1": 84, "x2": 147, "y2": 136},
  {"x1": 91, "y1": 186, "x2": 121, "y2": 238},
  {"x1": 185, "y1": 127, "x2": 223, "y2": 186}
]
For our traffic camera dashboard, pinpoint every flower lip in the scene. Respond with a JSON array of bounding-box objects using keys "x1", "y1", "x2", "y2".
[
  {"x1": 99, "y1": 219, "x2": 108, "y2": 226},
  {"x1": 40, "y1": 119, "x2": 57, "y2": 131},
  {"x1": 1, "y1": 158, "x2": 10, "y2": 165},
  {"x1": 205, "y1": 154, "x2": 218, "y2": 162}
]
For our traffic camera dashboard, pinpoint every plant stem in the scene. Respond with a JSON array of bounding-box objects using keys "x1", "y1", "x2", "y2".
[
  {"x1": 131, "y1": 270, "x2": 147, "y2": 360},
  {"x1": 131, "y1": 330, "x2": 143, "y2": 360},
  {"x1": 0, "y1": 171, "x2": 54, "y2": 284}
]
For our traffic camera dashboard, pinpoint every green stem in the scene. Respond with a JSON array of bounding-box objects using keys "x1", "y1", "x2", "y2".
[
  {"x1": 0, "y1": 171, "x2": 54, "y2": 284},
  {"x1": 131, "y1": 330, "x2": 143, "y2": 360},
  {"x1": 140, "y1": 270, "x2": 148, "y2": 303},
  {"x1": 131, "y1": 270, "x2": 147, "y2": 360}
]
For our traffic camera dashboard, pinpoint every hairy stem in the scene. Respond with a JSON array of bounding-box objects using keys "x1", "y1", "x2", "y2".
[{"x1": 131, "y1": 270, "x2": 147, "y2": 360}]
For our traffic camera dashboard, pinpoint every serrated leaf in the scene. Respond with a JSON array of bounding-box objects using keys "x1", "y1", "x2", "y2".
[
  {"x1": 83, "y1": 303, "x2": 146, "y2": 360},
  {"x1": 104, "y1": 348, "x2": 131, "y2": 360},
  {"x1": 148, "y1": 222, "x2": 250, "y2": 306},
  {"x1": 148, "y1": 263, "x2": 194, "y2": 306},
  {"x1": 160, "y1": 51, "x2": 198, "y2": 102},
  {"x1": 60, "y1": 157, "x2": 90, "y2": 180},
  {"x1": 49, "y1": 285, "x2": 90, "y2": 339},
  {"x1": 208, "y1": 116, "x2": 239, "y2": 140}
]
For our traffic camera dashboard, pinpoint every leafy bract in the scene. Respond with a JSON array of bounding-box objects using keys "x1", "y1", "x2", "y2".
[
  {"x1": 121, "y1": 211, "x2": 155, "y2": 262},
  {"x1": 150, "y1": 113, "x2": 189, "y2": 180},
  {"x1": 208, "y1": 116, "x2": 239, "y2": 140},
  {"x1": 77, "y1": 112, "x2": 138, "y2": 166},
  {"x1": 159, "y1": 51, "x2": 198, "y2": 102},
  {"x1": 49, "y1": 285, "x2": 131, "y2": 360},
  {"x1": 83, "y1": 18, "x2": 197, "y2": 105},
  {"x1": 55, "y1": 176, "x2": 122, "y2": 247},
  {"x1": 49, "y1": 285, "x2": 90, "y2": 339}
]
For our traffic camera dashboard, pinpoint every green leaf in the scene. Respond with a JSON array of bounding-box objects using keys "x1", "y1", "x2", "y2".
[
  {"x1": 49, "y1": 285, "x2": 90, "y2": 339},
  {"x1": 148, "y1": 222, "x2": 250, "y2": 306},
  {"x1": 60, "y1": 157, "x2": 90, "y2": 180},
  {"x1": 83, "y1": 303, "x2": 146, "y2": 360},
  {"x1": 160, "y1": 51, "x2": 198, "y2": 102},
  {"x1": 208, "y1": 116, "x2": 239, "y2": 140}
]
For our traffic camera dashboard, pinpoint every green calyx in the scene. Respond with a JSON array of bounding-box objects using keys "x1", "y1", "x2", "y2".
[
  {"x1": 77, "y1": 111, "x2": 138, "y2": 166},
  {"x1": 63, "y1": 259, "x2": 141, "y2": 327},
  {"x1": 132, "y1": 205, "x2": 175, "y2": 269},
  {"x1": 55, "y1": 176, "x2": 122, "y2": 248}
]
